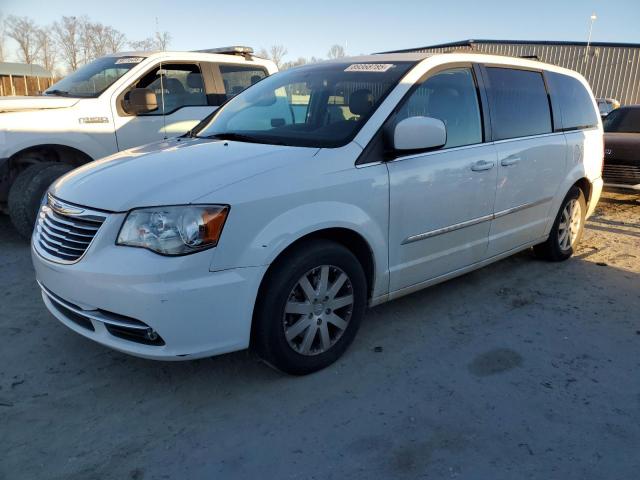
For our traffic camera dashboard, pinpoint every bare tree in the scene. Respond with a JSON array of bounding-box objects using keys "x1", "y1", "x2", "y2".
[
  {"x1": 54, "y1": 16, "x2": 85, "y2": 71},
  {"x1": 37, "y1": 27, "x2": 57, "y2": 73},
  {"x1": 327, "y1": 44, "x2": 345, "y2": 59},
  {"x1": 0, "y1": 12, "x2": 6, "y2": 62},
  {"x1": 269, "y1": 44, "x2": 288, "y2": 69},
  {"x1": 129, "y1": 30, "x2": 171, "y2": 52},
  {"x1": 103, "y1": 26, "x2": 127, "y2": 53},
  {"x1": 6, "y1": 15, "x2": 41, "y2": 64},
  {"x1": 281, "y1": 57, "x2": 307, "y2": 70}
]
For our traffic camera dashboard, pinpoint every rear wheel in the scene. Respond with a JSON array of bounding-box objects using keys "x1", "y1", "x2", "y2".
[
  {"x1": 253, "y1": 240, "x2": 367, "y2": 375},
  {"x1": 534, "y1": 186, "x2": 586, "y2": 261},
  {"x1": 8, "y1": 162, "x2": 74, "y2": 239}
]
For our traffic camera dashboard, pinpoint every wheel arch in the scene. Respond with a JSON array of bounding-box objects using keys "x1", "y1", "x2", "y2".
[
  {"x1": 8, "y1": 144, "x2": 93, "y2": 172},
  {"x1": 249, "y1": 227, "x2": 377, "y2": 347}
]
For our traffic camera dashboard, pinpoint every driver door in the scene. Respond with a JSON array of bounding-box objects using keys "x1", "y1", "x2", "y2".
[{"x1": 112, "y1": 63, "x2": 215, "y2": 150}]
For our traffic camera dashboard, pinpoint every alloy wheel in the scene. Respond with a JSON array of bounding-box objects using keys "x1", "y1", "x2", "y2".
[{"x1": 558, "y1": 198, "x2": 582, "y2": 251}]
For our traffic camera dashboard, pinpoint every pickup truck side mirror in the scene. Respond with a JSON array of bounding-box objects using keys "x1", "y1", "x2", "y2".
[
  {"x1": 393, "y1": 116, "x2": 447, "y2": 151},
  {"x1": 125, "y1": 88, "x2": 158, "y2": 115}
]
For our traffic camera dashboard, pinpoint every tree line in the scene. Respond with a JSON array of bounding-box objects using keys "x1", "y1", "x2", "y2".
[
  {"x1": 0, "y1": 12, "x2": 170, "y2": 75},
  {"x1": 0, "y1": 11, "x2": 348, "y2": 75}
]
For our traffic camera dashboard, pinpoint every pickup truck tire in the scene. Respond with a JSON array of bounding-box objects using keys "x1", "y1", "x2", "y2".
[
  {"x1": 252, "y1": 239, "x2": 367, "y2": 375},
  {"x1": 8, "y1": 162, "x2": 74, "y2": 240}
]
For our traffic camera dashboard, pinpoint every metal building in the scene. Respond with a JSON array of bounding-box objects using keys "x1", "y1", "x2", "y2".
[
  {"x1": 0, "y1": 62, "x2": 53, "y2": 97},
  {"x1": 389, "y1": 39, "x2": 640, "y2": 105}
]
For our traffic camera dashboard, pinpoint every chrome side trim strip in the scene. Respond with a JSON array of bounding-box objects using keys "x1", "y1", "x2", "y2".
[
  {"x1": 493, "y1": 196, "x2": 553, "y2": 219},
  {"x1": 402, "y1": 214, "x2": 493, "y2": 244},
  {"x1": 38, "y1": 281, "x2": 149, "y2": 330},
  {"x1": 401, "y1": 196, "x2": 553, "y2": 245}
]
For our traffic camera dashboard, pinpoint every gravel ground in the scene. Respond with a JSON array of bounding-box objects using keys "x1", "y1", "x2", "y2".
[{"x1": 1, "y1": 190, "x2": 639, "y2": 480}]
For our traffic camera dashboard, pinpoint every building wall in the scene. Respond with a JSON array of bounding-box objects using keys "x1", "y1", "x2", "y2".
[
  {"x1": 0, "y1": 75, "x2": 54, "y2": 96},
  {"x1": 411, "y1": 43, "x2": 640, "y2": 105}
]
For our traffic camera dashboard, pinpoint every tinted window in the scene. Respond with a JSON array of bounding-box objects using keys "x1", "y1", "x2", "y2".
[
  {"x1": 132, "y1": 63, "x2": 207, "y2": 115},
  {"x1": 603, "y1": 108, "x2": 640, "y2": 133},
  {"x1": 547, "y1": 72, "x2": 598, "y2": 130},
  {"x1": 484, "y1": 67, "x2": 552, "y2": 140},
  {"x1": 396, "y1": 68, "x2": 482, "y2": 148},
  {"x1": 220, "y1": 64, "x2": 267, "y2": 99}
]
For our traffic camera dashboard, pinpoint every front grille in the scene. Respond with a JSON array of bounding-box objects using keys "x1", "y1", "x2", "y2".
[
  {"x1": 34, "y1": 197, "x2": 106, "y2": 264},
  {"x1": 603, "y1": 163, "x2": 640, "y2": 186}
]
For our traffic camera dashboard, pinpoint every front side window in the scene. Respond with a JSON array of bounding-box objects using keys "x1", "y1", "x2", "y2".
[
  {"x1": 45, "y1": 56, "x2": 146, "y2": 98},
  {"x1": 603, "y1": 108, "x2": 640, "y2": 133},
  {"x1": 196, "y1": 61, "x2": 416, "y2": 148},
  {"x1": 132, "y1": 63, "x2": 207, "y2": 115},
  {"x1": 484, "y1": 67, "x2": 552, "y2": 140},
  {"x1": 396, "y1": 68, "x2": 482, "y2": 148},
  {"x1": 547, "y1": 72, "x2": 599, "y2": 131},
  {"x1": 220, "y1": 64, "x2": 267, "y2": 99}
]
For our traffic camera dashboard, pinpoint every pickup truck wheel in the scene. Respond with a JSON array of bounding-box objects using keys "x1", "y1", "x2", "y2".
[
  {"x1": 253, "y1": 239, "x2": 367, "y2": 375},
  {"x1": 8, "y1": 162, "x2": 74, "y2": 240},
  {"x1": 533, "y1": 186, "x2": 586, "y2": 262}
]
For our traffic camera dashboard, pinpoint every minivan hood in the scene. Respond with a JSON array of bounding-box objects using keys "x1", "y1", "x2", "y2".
[
  {"x1": 0, "y1": 96, "x2": 80, "y2": 112},
  {"x1": 51, "y1": 137, "x2": 320, "y2": 211}
]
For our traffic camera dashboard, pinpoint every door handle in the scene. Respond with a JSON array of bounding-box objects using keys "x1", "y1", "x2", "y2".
[
  {"x1": 471, "y1": 160, "x2": 495, "y2": 172},
  {"x1": 501, "y1": 155, "x2": 521, "y2": 166}
]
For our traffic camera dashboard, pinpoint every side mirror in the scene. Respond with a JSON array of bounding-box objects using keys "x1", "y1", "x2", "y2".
[
  {"x1": 126, "y1": 88, "x2": 158, "y2": 115},
  {"x1": 393, "y1": 116, "x2": 446, "y2": 151}
]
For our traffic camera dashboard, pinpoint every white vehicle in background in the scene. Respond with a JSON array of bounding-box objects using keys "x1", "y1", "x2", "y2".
[
  {"x1": 32, "y1": 53, "x2": 603, "y2": 375},
  {"x1": 0, "y1": 46, "x2": 277, "y2": 238}
]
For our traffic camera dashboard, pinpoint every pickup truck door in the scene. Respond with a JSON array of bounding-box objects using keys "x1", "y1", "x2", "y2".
[{"x1": 111, "y1": 62, "x2": 217, "y2": 151}]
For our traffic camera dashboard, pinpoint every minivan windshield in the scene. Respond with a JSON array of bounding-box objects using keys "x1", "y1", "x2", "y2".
[
  {"x1": 44, "y1": 55, "x2": 146, "y2": 98},
  {"x1": 196, "y1": 61, "x2": 415, "y2": 148},
  {"x1": 603, "y1": 108, "x2": 640, "y2": 133}
]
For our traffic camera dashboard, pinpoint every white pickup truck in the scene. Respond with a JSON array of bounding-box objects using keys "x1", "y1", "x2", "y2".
[{"x1": 0, "y1": 46, "x2": 278, "y2": 238}]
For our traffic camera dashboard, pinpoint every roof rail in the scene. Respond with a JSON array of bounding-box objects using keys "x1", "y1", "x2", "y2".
[{"x1": 193, "y1": 46, "x2": 254, "y2": 59}]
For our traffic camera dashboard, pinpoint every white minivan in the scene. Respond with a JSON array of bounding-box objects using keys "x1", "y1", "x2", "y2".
[{"x1": 32, "y1": 53, "x2": 604, "y2": 374}]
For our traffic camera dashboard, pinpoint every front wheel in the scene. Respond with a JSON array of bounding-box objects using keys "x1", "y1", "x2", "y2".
[
  {"x1": 534, "y1": 186, "x2": 586, "y2": 261},
  {"x1": 252, "y1": 240, "x2": 367, "y2": 375}
]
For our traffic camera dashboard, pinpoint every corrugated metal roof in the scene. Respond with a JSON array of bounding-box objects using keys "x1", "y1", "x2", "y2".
[
  {"x1": 0, "y1": 62, "x2": 52, "y2": 78},
  {"x1": 386, "y1": 39, "x2": 640, "y2": 53}
]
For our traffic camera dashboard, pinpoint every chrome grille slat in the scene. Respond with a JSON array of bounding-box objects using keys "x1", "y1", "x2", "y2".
[
  {"x1": 603, "y1": 163, "x2": 640, "y2": 185},
  {"x1": 34, "y1": 197, "x2": 107, "y2": 264}
]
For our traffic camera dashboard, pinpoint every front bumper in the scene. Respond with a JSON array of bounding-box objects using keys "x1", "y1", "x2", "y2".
[
  {"x1": 603, "y1": 162, "x2": 640, "y2": 192},
  {"x1": 587, "y1": 176, "x2": 604, "y2": 218},
  {"x1": 32, "y1": 211, "x2": 266, "y2": 360}
]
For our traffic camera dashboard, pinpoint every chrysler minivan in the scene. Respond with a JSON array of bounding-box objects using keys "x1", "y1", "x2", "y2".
[{"x1": 32, "y1": 53, "x2": 604, "y2": 374}]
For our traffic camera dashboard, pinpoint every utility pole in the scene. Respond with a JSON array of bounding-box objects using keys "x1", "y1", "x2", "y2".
[{"x1": 585, "y1": 13, "x2": 597, "y2": 61}]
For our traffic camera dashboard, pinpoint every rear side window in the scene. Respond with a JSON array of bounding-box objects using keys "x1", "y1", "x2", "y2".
[
  {"x1": 547, "y1": 72, "x2": 599, "y2": 131},
  {"x1": 484, "y1": 67, "x2": 552, "y2": 140},
  {"x1": 220, "y1": 64, "x2": 267, "y2": 99},
  {"x1": 396, "y1": 68, "x2": 482, "y2": 148}
]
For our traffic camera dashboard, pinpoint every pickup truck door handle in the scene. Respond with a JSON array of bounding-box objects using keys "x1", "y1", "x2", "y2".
[
  {"x1": 501, "y1": 155, "x2": 521, "y2": 166},
  {"x1": 471, "y1": 160, "x2": 495, "y2": 172}
]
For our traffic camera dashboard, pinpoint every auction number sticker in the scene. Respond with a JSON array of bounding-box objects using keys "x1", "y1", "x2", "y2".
[
  {"x1": 345, "y1": 64, "x2": 394, "y2": 72},
  {"x1": 115, "y1": 57, "x2": 145, "y2": 65}
]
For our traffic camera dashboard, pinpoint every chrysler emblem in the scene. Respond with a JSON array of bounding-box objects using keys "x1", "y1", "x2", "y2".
[
  {"x1": 605, "y1": 148, "x2": 612, "y2": 155},
  {"x1": 48, "y1": 195, "x2": 84, "y2": 216}
]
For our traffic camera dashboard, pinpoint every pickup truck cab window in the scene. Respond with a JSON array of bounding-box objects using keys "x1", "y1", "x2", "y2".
[{"x1": 219, "y1": 64, "x2": 268, "y2": 99}]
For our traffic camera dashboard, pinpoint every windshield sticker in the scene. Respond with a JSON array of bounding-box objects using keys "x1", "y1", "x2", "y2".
[
  {"x1": 345, "y1": 63, "x2": 394, "y2": 72},
  {"x1": 115, "y1": 57, "x2": 145, "y2": 65}
]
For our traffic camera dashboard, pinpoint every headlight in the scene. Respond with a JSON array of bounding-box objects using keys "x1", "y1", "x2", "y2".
[{"x1": 117, "y1": 205, "x2": 229, "y2": 255}]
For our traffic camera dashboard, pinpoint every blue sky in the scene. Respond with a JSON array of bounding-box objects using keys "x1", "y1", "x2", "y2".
[{"x1": 1, "y1": 0, "x2": 639, "y2": 61}]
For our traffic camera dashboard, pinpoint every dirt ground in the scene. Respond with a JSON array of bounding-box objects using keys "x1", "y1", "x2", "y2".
[{"x1": 1, "y1": 191, "x2": 639, "y2": 480}]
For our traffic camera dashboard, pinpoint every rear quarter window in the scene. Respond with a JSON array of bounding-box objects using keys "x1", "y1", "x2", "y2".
[
  {"x1": 547, "y1": 72, "x2": 599, "y2": 131},
  {"x1": 483, "y1": 67, "x2": 552, "y2": 141}
]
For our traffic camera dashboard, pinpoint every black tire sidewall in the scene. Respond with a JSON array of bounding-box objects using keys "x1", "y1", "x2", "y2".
[
  {"x1": 254, "y1": 240, "x2": 367, "y2": 375},
  {"x1": 550, "y1": 187, "x2": 587, "y2": 260},
  {"x1": 8, "y1": 163, "x2": 74, "y2": 239}
]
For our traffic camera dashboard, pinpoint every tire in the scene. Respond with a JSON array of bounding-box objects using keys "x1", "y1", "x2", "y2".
[
  {"x1": 533, "y1": 186, "x2": 587, "y2": 261},
  {"x1": 8, "y1": 162, "x2": 74, "y2": 240},
  {"x1": 252, "y1": 239, "x2": 368, "y2": 375}
]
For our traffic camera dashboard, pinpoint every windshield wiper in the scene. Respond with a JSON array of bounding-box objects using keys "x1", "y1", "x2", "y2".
[
  {"x1": 206, "y1": 132, "x2": 286, "y2": 145},
  {"x1": 44, "y1": 89, "x2": 70, "y2": 97}
]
